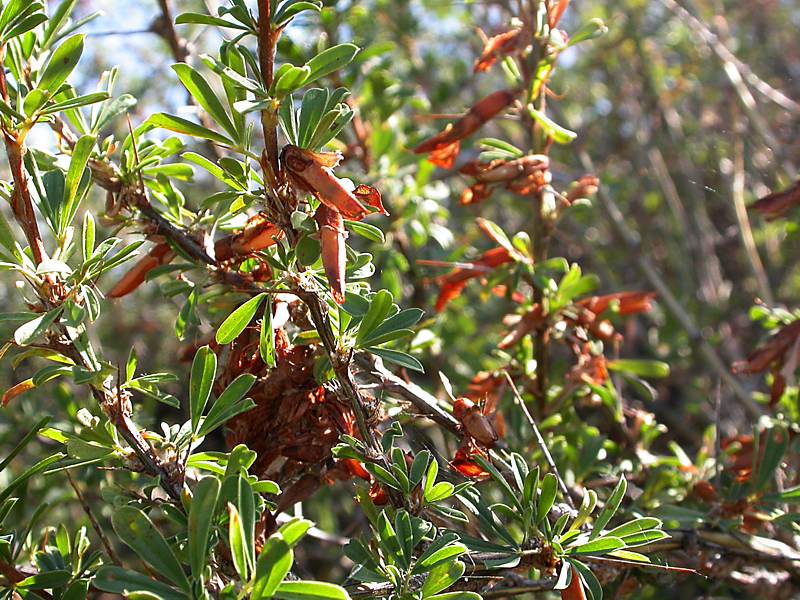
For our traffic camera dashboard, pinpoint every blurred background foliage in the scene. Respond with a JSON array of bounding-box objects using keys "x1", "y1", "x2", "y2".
[{"x1": 1, "y1": 0, "x2": 798, "y2": 598}]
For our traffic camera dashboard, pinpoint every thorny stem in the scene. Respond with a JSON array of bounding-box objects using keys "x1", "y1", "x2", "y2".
[{"x1": 0, "y1": 47, "x2": 47, "y2": 265}]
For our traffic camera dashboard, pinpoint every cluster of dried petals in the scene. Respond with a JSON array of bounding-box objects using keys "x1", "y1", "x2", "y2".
[
  {"x1": 499, "y1": 291, "x2": 656, "y2": 350},
  {"x1": 108, "y1": 212, "x2": 283, "y2": 298},
  {"x1": 749, "y1": 180, "x2": 800, "y2": 221},
  {"x1": 222, "y1": 325, "x2": 361, "y2": 495},
  {"x1": 413, "y1": 89, "x2": 518, "y2": 169},
  {"x1": 433, "y1": 246, "x2": 514, "y2": 312},
  {"x1": 566, "y1": 350, "x2": 609, "y2": 387},
  {"x1": 474, "y1": 28, "x2": 524, "y2": 73},
  {"x1": 732, "y1": 320, "x2": 800, "y2": 406},
  {"x1": 459, "y1": 154, "x2": 550, "y2": 205},
  {"x1": 282, "y1": 144, "x2": 386, "y2": 304},
  {"x1": 282, "y1": 145, "x2": 386, "y2": 220}
]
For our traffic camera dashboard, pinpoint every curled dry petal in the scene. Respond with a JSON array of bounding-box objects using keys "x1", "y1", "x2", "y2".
[
  {"x1": 434, "y1": 246, "x2": 513, "y2": 312},
  {"x1": 732, "y1": 320, "x2": 800, "y2": 378},
  {"x1": 450, "y1": 446, "x2": 489, "y2": 478},
  {"x1": 283, "y1": 145, "x2": 387, "y2": 220},
  {"x1": 315, "y1": 203, "x2": 348, "y2": 304},
  {"x1": 413, "y1": 89, "x2": 518, "y2": 169},
  {"x1": 565, "y1": 175, "x2": 600, "y2": 204},
  {"x1": 3, "y1": 378, "x2": 35, "y2": 406},
  {"x1": 474, "y1": 29, "x2": 523, "y2": 73},
  {"x1": 460, "y1": 183, "x2": 491, "y2": 205},
  {"x1": 223, "y1": 213, "x2": 284, "y2": 257},
  {"x1": 340, "y1": 458, "x2": 371, "y2": 481},
  {"x1": 560, "y1": 567, "x2": 587, "y2": 600},
  {"x1": 110, "y1": 213, "x2": 282, "y2": 298},
  {"x1": 550, "y1": 0, "x2": 571, "y2": 28},
  {"x1": 460, "y1": 155, "x2": 550, "y2": 203},
  {"x1": 461, "y1": 155, "x2": 549, "y2": 183},
  {"x1": 498, "y1": 304, "x2": 545, "y2": 349},
  {"x1": 749, "y1": 180, "x2": 800, "y2": 220},
  {"x1": 578, "y1": 291, "x2": 656, "y2": 316},
  {"x1": 108, "y1": 243, "x2": 175, "y2": 298}
]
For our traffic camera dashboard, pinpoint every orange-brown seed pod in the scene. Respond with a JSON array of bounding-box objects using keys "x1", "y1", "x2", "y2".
[
  {"x1": 108, "y1": 243, "x2": 175, "y2": 298},
  {"x1": 315, "y1": 204, "x2": 347, "y2": 304}
]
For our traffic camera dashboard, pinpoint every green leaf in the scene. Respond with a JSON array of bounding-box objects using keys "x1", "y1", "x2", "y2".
[
  {"x1": 93, "y1": 566, "x2": 187, "y2": 600},
  {"x1": 237, "y1": 475, "x2": 257, "y2": 571},
  {"x1": 617, "y1": 529, "x2": 669, "y2": 547},
  {"x1": 82, "y1": 212, "x2": 95, "y2": 260},
  {"x1": 754, "y1": 428, "x2": 789, "y2": 491},
  {"x1": 416, "y1": 542, "x2": 467, "y2": 571},
  {"x1": 274, "y1": 65, "x2": 311, "y2": 97},
  {"x1": 537, "y1": 473, "x2": 558, "y2": 524},
  {"x1": 425, "y1": 481, "x2": 455, "y2": 503},
  {"x1": 528, "y1": 107, "x2": 577, "y2": 144},
  {"x1": 60, "y1": 134, "x2": 95, "y2": 232},
  {"x1": 188, "y1": 476, "x2": 220, "y2": 580},
  {"x1": 367, "y1": 347, "x2": 423, "y2": 372},
  {"x1": 175, "y1": 12, "x2": 251, "y2": 31},
  {"x1": 42, "y1": 91, "x2": 110, "y2": 114},
  {"x1": 190, "y1": 346, "x2": 217, "y2": 432},
  {"x1": 260, "y1": 297, "x2": 276, "y2": 367},
  {"x1": 172, "y1": 64, "x2": 238, "y2": 140},
  {"x1": 421, "y1": 559, "x2": 464, "y2": 597},
  {"x1": 568, "y1": 18, "x2": 608, "y2": 47},
  {"x1": 147, "y1": 112, "x2": 234, "y2": 146},
  {"x1": 764, "y1": 484, "x2": 800, "y2": 504},
  {"x1": 111, "y1": 506, "x2": 191, "y2": 592},
  {"x1": 606, "y1": 359, "x2": 670, "y2": 378},
  {"x1": 409, "y1": 450, "x2": 430, "y2": 487},
  {"x1": 427, "y1": 593, "x2": 481, "y2": 600},
  {"x1": 273, "y1": 1, "x2": 322, "y2": 27},
  {"x1": 14, "y1": 307, "x2": 63, "y2": 346},
  {"x1": 37, "y1": 34, "x2": 84, "y2": 96},
  {"x1": 589, "y1": 476, "x2": 626, "y2": 539},
  {"x1": 345, "y1": 220, "x2": 385, "y2": 244},
  {"x1": 278, "y1": 517, "x2": 313, "y2": 547},
  {"x1": 227, "y1": 502, "x2": 249, "y2": 580},
  {"x1": 253, "y1": 534, "x2": 293, "y2": 600},
  {"x1": 16, "y1": 569, "x2": 71, "y2": 589},
  {"x1": 0, "y1": 416, "x2": 50, "y2": 474},
  {"x1": 304, "y1": 44, "x2": 359, "y2": 85},
  {"x1": 0, "y1": 453, "x2": 64, "y2": 505},
  {"x1": 569, "y1": 536, "x2": 625, "y2": 555},
  {"x1": 198, "y1": 373, "x2": 256, "y2": 437},
  {"x1": 275, "y1": 581, "x2": 350, "y2": 600},
  {"x1": 216, "y1": 293, "x2": 267, "y2": 344},
  {"x1": 424, "y1": 457, "x2": 439, "y2": 498}
]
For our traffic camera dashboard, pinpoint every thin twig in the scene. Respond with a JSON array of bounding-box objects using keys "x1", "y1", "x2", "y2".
[
  {"x1": 730, "y1": 132, "x2": 773, "y2": 305},
  {"x1": 66, "y1": 472, "x2": 122, "y2": 566},
  {"x1": 503, "y1": 371, "x2": 574, "y2": 509}
]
